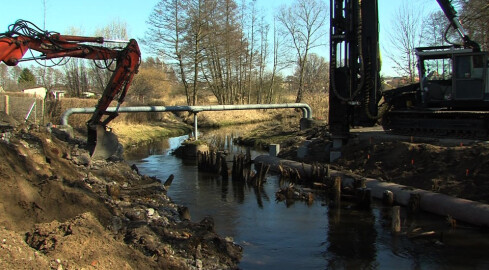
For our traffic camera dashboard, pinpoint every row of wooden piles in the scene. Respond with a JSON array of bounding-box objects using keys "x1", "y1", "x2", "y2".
[
  {"x1": 198, "y1": 151, "x2": 371, "y2": 208},
  {"x1": 197, "y1": 150, "x2": 270, "y2": 187},
  {"x1": 275, "y1": 163, "x2": 374, "y2": 208}
]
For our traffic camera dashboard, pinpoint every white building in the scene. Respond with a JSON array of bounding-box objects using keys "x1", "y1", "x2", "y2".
[
  {"x1": 23, "y1": 87, "x2": 47, "y2": 99},
  {"x1": 50, "y1": 90, "x2": 65, "y2": 99}
]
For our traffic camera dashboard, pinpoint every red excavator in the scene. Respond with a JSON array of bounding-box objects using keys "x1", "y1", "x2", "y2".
[{"x1": 0, "y1": 20, "x2": 141, "y2": 159}]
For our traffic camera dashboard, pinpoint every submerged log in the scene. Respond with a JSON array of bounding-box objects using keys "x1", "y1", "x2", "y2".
[
  {"x1": 255, "y1": 154, "x2": 489, "y2": 227},
  {"x1": 164, "y1": 174, "x2": 174, "y2": 189}
]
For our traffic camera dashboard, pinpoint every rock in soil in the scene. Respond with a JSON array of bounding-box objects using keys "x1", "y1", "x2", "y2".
[{"x1": 0, "y1": 124, "x2": 241, "y2": 269}]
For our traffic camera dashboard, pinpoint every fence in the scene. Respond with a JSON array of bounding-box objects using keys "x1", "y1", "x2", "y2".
[{"x1": 0, "y1": 93, "x2": 45, "y2": 124}]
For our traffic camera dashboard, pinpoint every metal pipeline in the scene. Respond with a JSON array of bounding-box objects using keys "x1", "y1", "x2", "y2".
[
  {"x1": 60, "y1": 103, "x2": 313, "y2": 139},
  {"x1": 61, "y1": 103, "x2": 312, "y2": 126},
  {"x1": 255, "y1": 154, "x2": 489, "y2": 227}
]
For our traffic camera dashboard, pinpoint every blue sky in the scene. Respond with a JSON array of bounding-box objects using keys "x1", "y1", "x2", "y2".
[{"x1": 1, "y1": 0, "x2": 439, "y2": 76}]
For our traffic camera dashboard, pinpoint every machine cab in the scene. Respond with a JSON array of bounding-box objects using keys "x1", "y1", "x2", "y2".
[{"x1": 416, "y1": 46, "x2": 489, "y2": 108}]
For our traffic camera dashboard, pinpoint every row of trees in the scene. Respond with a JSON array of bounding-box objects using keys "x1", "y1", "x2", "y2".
[
  {"x1": 144, "y1": 0, "x2": 328, "y2": 105},
  {"x1": 0, "y1": 19, "x2": 175, "y2": 101},
  {"x1": 0, "y1": 56, "x2": 174, "y2": 101},
  {"x1": 1, "y1": 0, "x2": 486, "y2": 106},
  {"x1": 1, "y1": 0, "x2": 330, "y2": 106}
]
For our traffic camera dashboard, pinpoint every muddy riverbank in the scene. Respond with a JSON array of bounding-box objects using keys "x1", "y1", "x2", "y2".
[
  {"x1": 0, "y1": 119, "x2": 241, "y2": 269},
  {"x1": 125, "y1": 123, "x2": 489, "y2": 269},
  {"x1": 237, "y1": 121, "x2": 489, "y2": 205}
]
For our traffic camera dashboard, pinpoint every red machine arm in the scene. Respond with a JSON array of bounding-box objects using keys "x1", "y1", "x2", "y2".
[{"x1": 1, "y1": 20, "x2": 141, "y2": 158}]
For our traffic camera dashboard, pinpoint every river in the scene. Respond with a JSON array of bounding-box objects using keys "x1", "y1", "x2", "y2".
[{"x1": 125, "y1": 126, "x2": 489, "y2": 270}]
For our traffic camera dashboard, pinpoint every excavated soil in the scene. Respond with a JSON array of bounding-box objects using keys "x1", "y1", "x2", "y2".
[
  {"x1": 0, "y1": 117, "x2": 241, "y2": 269},
  {"x1": 243, "y1": 122, "x2": 489, "y2": 204},
  {"x1": 333, "y1": 138, "x2": 489, "y2": 203}
]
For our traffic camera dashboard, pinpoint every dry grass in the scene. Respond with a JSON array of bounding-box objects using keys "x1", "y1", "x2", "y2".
[
  {"x1": 110, "y1": 122, "x2": 190, "y2": 148},
  {"x1": 303, "y1": 91, "x2": 329, "y2": 121},
  {"x1": 14, "y1": 91, "x2": 328, "y2": 147},
  {"x1": 110, "y1": 123, "x2": 167, "y2": 147},
  {"x1": 195, "y1": 110, "x2": 285, "y2": 127},
  {"x1": 46, "y1": 98, "x2": 99, "y2": 128}
]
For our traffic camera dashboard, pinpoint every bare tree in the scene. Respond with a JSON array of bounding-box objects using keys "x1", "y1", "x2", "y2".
[
  {"x1": 62, "y1": 27, "x2": 90, "y2": 97},
  {"x1": 256, "y1": 15, "x2": 269, "y2": 104},
  {"x1": 33, "y1": 66, "x2": 63, "y2": 92},
  {"x1": 277, "y1": 0, "x2": 327, "y2": 103},
  {"x1": 91, "y1": 19, "x2": 129, "y2": 94},
  {"x1": 201, "y1": 0, "x2": 248, "y2": 105},
  {"x1": 386, "y1": 3, "x2": 422, "y2": 82},
  {"x1": 423, "y1": 11, "x2": 451, "y2": 47},
  {"x1": 64, "y1": 59, "x2": 89, "y2": 97},
  {"x1": 185, "y1": 0, "x2": 214, "y2": 105},
  {"x1": 8, "y1": 66, "x2": 22, "y2": 91},
  {"x1": 266, "y1": 18, "x2": 287, "y2": 104},
  {"x1": 301, "y1": 53, "x2": 328, "y2": 93},
  {"x1": 246, "y1": 0, "x2": 257, "y2": 104},
  {"x1": 145, "y1": 0, "x2": 193, "y2": 105},
  {"x1": 0, "y1": 64, "x2": 9, "y2": 89},
  {"x1": 459, "y1": 0, "x2": 489, "y2": 50}
]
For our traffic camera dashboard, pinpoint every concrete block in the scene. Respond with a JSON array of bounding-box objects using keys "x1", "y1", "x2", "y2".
[
  {"x1": 330, "y1": 150, "x2": 342, "y2": 162},
  {"x1": 297, "y1": 140, "x2": 312, "y2": 159},
  {"x1": 300, "y1": 118, "x2": 314, "y2": 130},
  {"x1": 269, "y1": 144, "x2": 280, "y2": 157}
]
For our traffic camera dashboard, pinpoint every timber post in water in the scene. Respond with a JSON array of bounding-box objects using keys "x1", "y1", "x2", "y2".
[
  {"x1": 232, "y1": 152, "x2": 269, "y2": 187},
  {"x1": 197, "y1": 151, "x2": 226, "y2": 175},
  {"x1": 392, "y1": 206, "x2": 401, "y2": 233},
  {"x1": 332, "y1": 175, "x2": 342, "y2": 203},
  {"x1": 383, "y1": 190, "x2": 394, "y2": 206},
  {"x1": 355, "y1": 188, "x2": 372, "y2": 208}
]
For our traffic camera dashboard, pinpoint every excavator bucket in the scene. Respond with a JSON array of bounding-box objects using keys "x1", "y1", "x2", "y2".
[{"x1": 90, "y1": 125, "x2": 120, "y2": 160}]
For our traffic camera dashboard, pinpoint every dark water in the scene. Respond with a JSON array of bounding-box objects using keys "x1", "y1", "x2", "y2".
[{"x1": 125, "y1": 127, "x2": 489, "y2": 270}]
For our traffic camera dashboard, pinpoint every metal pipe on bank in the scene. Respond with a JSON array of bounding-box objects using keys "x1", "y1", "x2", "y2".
[
  {"x1": 254, "y1": 155, "x2": 489, "y2": 227},
  {"x1": 60, "y1": 103, "x2": 314, "y2": 139}
]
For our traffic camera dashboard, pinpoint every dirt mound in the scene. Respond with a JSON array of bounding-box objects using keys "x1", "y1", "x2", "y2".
[
  {"x1": 0, "y1": 111, "x2": 20, "y2": 126},
  {"x1": 333, "y1": 139, "x2": 489, "y2": 203},
  {"x1": 240, "y1": 122, "x2": 489, "y2": 204},
  {"x1": 0, "y1": 126, "x2": 241, "y2": 269},
  {"x1": 24, "y1": 212, "x2": 156, "y2": 269}
]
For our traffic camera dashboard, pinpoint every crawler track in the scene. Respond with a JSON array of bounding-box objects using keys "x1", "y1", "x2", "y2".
[{"x1": 382, "y1": 110, "x2": 489, "y2": 139}]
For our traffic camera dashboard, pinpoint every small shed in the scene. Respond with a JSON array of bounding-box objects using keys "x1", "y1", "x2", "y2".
[
  {"x1": 23, "y1": 87, "x2": 47, "y2": 99},
  {"x1": 51, "y1": 90, "x2": 66, "y2": 99}
]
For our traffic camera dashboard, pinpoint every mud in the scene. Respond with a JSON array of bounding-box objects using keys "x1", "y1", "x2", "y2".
[
  {"x1": 240, "y1": 122, "x2": 489, "y2": 205},
  {"x1": 0, "y1": 119, "x2": 241, "y2": 269},
  {"x1": 332, "y1": 138, "x2": 489, "y2": 204}
]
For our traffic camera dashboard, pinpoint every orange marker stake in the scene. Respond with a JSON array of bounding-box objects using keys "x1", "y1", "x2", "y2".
[
  {"x1": 367, "y1": 154, "x2": 370, "y2": 160},
  {"x1": 411, "y1": 159, "x2": 414, "y2": 166},
  {"x1": 466, "y1": 169, "x2": 469, "y2": 176}
]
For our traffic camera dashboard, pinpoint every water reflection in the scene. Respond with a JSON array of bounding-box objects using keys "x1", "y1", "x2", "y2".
[
  {"x1": 326, "y1": 202, "x2": 377, "y2": 269},
  {"x1": 126, "y1": 126, "x2": 489, "y2": 270},
  {"x1": 124, "y1": 135, "x2": 188, "y2": 160}
]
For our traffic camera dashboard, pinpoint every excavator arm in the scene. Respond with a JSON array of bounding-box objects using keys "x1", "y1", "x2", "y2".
[
  {"x1": 1, "y1": 20, "x2": 141, "y2": 159},
  {"x1": 435, "y1": 0, "x2": 480, "y2": 51}
]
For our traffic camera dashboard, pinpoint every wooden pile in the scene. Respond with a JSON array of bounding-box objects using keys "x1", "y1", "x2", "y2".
[
  {"x1": 197, "y1": 150, "x2": 228, "y2": 179},
  {"x1": 197, "y1": 150, "x2": 269, "y2": 187}
]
